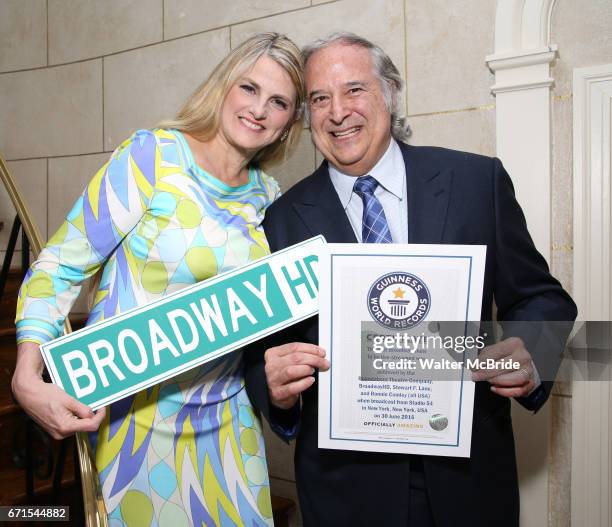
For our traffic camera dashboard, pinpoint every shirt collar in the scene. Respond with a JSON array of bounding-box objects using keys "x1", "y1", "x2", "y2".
[{"x1": 328, "y1": 138, "x2": 405, "y2": 209}]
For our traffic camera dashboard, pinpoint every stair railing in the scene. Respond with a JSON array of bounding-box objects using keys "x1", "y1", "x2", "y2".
[{"x1": 0, "y1": 153, "x2": 108, "y2": 527}]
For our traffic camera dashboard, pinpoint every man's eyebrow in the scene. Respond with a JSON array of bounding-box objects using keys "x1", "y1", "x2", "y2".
[
  {"x1": 308, "y1": 89, "x2": 326, "y2": 99},
  {"x1": 308, "y1": 81, "x2": 370, "y2": 98},
  {"x1": 346, "y1": 81, "x2": 368, "y2": 88}
]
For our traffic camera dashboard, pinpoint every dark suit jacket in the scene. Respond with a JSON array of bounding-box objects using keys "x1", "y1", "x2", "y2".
[{"x1": 245, "y1": 143, "x2": 577, "y2": 527}]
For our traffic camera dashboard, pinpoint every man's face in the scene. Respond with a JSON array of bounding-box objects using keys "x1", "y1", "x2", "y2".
[{"x1": 305, "y1": 43, "x2": 392, "y2": 176}]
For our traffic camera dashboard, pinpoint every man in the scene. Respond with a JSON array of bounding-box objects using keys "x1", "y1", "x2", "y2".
[{"x1": 245, "y1": 32, "x2": 576, "y2": 527}]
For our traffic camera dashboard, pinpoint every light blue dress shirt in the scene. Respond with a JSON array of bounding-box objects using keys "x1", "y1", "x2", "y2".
[{"x1": 328, "y1": 139, "x2": 408, "y2": 243}]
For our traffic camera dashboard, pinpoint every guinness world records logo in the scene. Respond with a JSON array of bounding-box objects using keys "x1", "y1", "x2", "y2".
[{"x1": 367, "y1": 272, "x2": 430, "y2": 330}]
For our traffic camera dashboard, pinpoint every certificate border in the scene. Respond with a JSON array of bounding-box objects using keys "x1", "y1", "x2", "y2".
[{"x1": 328, "y1": 253, "x2": 474, "y2": 448}]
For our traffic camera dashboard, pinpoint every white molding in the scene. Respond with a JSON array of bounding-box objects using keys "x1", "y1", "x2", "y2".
[
  {"x1": 487, "y1": 0, "x2": 559, "y2": 261},
  {"x1": 488, "y1": 48, "x2": 557, "y2": 94},
  {"x1": 571, "y1": 63, "x2": 612, "y2": 527},
  {"x1": 493, "y1": 0, "x2": 556, "y2": 54},
  {"x1": 491, "y1": 79, "x2": 554, "y2": 94},
  {"x1": 486, "y1": 47, "x2": 557, "y2": 72}
]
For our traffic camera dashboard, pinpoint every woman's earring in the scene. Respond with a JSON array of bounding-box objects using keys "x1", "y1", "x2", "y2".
[{"x1": 280, "y1": 129, "x2": 289, "y2": 142}]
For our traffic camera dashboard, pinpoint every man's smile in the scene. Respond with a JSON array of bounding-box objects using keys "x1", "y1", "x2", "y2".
[{"x1": 330, "y1": 126, "x2": 361, "y2": 139}]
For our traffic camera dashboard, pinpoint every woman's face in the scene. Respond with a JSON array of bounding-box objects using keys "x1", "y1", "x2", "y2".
[{"x1": 218, "y1": 55, "x2": 297, "y2": 158}]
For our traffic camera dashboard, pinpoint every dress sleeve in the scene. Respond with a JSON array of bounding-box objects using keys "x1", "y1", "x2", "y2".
[{"x1": 15, "y1": 129, "x2": 160, "y2": 345}]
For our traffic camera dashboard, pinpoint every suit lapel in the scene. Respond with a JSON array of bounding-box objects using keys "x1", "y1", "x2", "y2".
[
  {"x1": 293, "y1": 162, "x2": 357, "y2": 243},
  {"x1": 401, "y1": 143, "x2": 453, "y2": 244},
  {"x1": 292, "y1": 143, "x2": 453, "y2": 244}
]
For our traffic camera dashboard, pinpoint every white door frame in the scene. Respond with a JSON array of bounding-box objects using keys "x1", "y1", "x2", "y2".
[{"x1": 571, "y1": 63, "x2": 612, "y2": 527}]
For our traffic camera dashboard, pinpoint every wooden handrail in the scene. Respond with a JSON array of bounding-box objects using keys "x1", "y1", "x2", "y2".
[{"x1": 0, "y1": 153, "x2": 108, "y2": 527}]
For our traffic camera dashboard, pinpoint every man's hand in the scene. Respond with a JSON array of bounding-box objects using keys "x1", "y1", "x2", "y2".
[
  {"x1": 264, "y1": 342, "x2": 330, "y2": 410},
  {"x1": 471, "y1": 337, "x2": 536, "y2": 398}
]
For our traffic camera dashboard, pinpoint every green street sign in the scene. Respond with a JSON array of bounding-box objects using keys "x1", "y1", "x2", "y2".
[{"x1": 40, "y1": 236, "x2": 324, "y2": 409}]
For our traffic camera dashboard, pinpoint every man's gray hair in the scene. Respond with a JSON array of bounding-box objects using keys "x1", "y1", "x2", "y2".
[{"x1": 302, "y1": 32, "x2": 411, "y2": 142}]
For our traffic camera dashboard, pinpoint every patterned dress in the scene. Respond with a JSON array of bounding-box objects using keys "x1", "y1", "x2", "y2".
[{"x1": 15, "y1": 129, "x2": 279, "y2": 527}]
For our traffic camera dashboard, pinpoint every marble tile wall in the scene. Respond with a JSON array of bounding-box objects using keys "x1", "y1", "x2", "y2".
[
  {"x1": 164, "y1": 0, "x2": 309, "y2": 40},
  {"x1": 550, "y1": 96, "x2": 574, "y2": 294},
  {"x1": 231, "y1": 0, "x2": 405, "y2": 82},
  {"x1": 48, "y1": 0, "x2": 163, "y2": 65},
  {"x1": 548, "y1": 394, "x2": 572, "y2": 527},
  {"x1": 0, "y1": 0, "x2": 46, "y2": 72},
  {"x1": 103, "y1": 29, "x2": 229, "y2": 148},
  {"x1": 0, "y1": 61, "x2": 103, "y2": 159},
  {"x1": 404, "y1": 0, "x2": 496, "y2": 115},
  {"x1": 407, "y1": 106, "x2": 496, "y2": 157}
]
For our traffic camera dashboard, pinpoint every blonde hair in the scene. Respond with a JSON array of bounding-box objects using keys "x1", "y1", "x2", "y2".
[{"x1": 159, "y1": 32, "x2": 305, "y2": 167}]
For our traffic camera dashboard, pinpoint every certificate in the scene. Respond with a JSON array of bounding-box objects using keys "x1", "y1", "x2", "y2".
[{"x1": 318, "y1": 243, "x2": 486, "y2": 457}]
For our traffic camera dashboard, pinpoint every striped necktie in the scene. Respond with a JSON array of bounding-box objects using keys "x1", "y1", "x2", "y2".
[{"x1": 353, "y1": 176, "x2": 393, "y2": 243}]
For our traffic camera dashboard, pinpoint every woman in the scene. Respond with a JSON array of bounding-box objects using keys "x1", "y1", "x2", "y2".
[{"x1": 12, "y1": 33, "x2": 304, "y2": 526}]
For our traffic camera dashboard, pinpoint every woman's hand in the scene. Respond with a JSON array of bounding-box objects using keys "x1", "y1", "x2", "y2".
[{"x1": 12, "y1": 342, "x2": 106, "y2": 440}]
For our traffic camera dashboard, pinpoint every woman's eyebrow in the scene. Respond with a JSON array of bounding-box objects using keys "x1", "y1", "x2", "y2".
[{"x1": 241, "y1": 76, "x2": 291, "y2": 101}]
